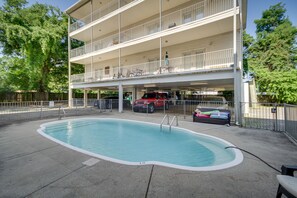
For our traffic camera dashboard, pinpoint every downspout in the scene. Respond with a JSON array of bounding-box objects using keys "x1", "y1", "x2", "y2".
[
  {"x1": 118, "y1": 0, "x2": 123, "y2": 113},
  {"x1": 233, "y1": 0, "x2": 239, "y2": 125},
  {"x1": 68, "y1": 15, "x2": 72, "y2": 107},
  {"x1": 159, "y1": 0, "x2": 162, "y2": 73}
]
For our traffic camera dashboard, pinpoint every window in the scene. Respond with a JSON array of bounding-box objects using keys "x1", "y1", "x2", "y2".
[
  {"x1": 182, "y1": 7, "x2": 204, "y2": 24},
  {"x1": 195, "y1": 49, "x2": 205, "y2": 69},
  {"x1": 182, "y1": 12, "x2": 192, "y2": 24},
  {"x1": 105, "y1": 66, "x2": 110, "y2": 75},
  {"x1": 195, "y1": 7, "x2": 204, "y2": 20},
  {"x1": 148, "y1": 58, "x2": 159, "y2": 74},
  {"x1": 183, "y1": 49, "x2": 205, "y2": 71},
  {"x1": 147, "y1": 23, "x2": 159, "y2": 34},
  {"x1": 95, "y1": 69, "x2": 102, "y2": 80},
  {"x1": 142, "y1": 93, "x2": 157, "y2": 99},
  {"x1": 183, "y1": 52, "x2": 192, "y2": 71}
]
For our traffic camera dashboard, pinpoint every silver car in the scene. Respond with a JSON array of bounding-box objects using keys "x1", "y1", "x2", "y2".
[{"x1": 196, "y1": 96, "x2": 229, "y2": 109}]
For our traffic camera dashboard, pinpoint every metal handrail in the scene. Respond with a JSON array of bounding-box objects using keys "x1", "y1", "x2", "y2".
[
  {"x1": 58, "y1": 106, "x2": 66, "y2": 120},
  {"x1": 70, "y1": 48, "x2": 233, "y2": 83},
  {"x1": 160, "y1": 114, "x2": 169, "y2": 130},
  {"x1": 169, "y1": 115, "x2": 178, "y2": 132},
  {"x1": 70, "y1": 0, "x2": 234, "y2": 58}
]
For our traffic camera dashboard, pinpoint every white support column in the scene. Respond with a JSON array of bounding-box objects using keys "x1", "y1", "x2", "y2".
[
  {"x1": 239, "y1": 0, "x2": 244, "y2": 113},
  {"x1": 233, "y1": 0, "x2": 239, "y2": 125},
  {"x1": 68, "y1": 88, "x2": 73, "y2": 107},
  {"x1": 173, "y1": 91, "x2": 177, "y2": 105},
  {"x1": 68, "y1": 15, "x2": 73, "y2": 107},
  {"x1": 118, "y1": 4, "x2": 121, "y2": 76},
  {"x1": 243, "y1": 82, "x2": 249, "y2": 114},
  {"x1": 159, "y1": 0, "x2": 162, "y2": 73},
  {"x1": 91, "y1": 0, "x2": 93, "y2": 78},
  {"x1": 84, "y1": 89, "x2": 88, "y2": 108},
  {"x1": 118, "y1": 1, "x2": 123, "y2": 112},
  {"x1": 118, "y1": 83, "x2": 123, "y2": 112},
  {"x1": 118, "y1": 51, "x2": 121, "y2": 78},
  {"x1": 97, "y1": 89, "x2": 101, "y2": 100},
  {"x1": 181, "y1": 91, "x2": 185, "y2": 100},
  {"x1": 132, "y1": 87, "x2": 136, "y2": 103}
]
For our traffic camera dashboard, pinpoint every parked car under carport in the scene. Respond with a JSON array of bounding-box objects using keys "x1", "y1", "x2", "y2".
[{"x1": 94, "y1": 96, "x2": 131, "y2": 109}]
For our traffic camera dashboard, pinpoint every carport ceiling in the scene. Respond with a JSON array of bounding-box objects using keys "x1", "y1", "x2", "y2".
[
  {"x1": 133, "y1": 79, "x2": 234, "y2": 90},
  {"x1": 86, "y1": 79, "x2": 234, "y2": 91}
]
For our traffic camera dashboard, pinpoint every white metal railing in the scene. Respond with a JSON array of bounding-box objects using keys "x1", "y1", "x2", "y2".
[
  {"x1": 160, "y1": 114, "x2": 169, "y2": 130},
  {"x1": 70, "y1": 43, "x2": 92, "y2": 58},
  {"x1": 70, "y1": 0, "x2": 234, "y2": 58},
  {"x1": 70, "y1": 0, "x2": 134, "y2": 32},
  {"x1": 70, "y1": 48, "x2": 233, "y2": 83},
  {"x1": 169, "y1": 115, "x2": 178, "y2": 132},
  {"x1": 93, "y1": 33, "x2": 120, "y2": 52}
]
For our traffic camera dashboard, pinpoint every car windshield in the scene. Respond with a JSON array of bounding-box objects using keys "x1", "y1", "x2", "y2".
[
  {"x1": 142, "y1": 93, "x2": 156, "y2": 99},
  {"x1": 204, "y1": 97, "x2": 223, "y2": 102}
]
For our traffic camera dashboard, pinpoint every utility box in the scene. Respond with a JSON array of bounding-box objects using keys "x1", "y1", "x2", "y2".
[
  {"x1": 271, "y1": 107, "x2": 277, "y2": 113},
  {"x1": 49, "y1": 101, "x2": 55, "y2": 108}
]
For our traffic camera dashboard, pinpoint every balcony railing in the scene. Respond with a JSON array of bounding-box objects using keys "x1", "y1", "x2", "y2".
[
  {"x1": 70, "y1": 48, "x2": 233, "y2": 83},
  {"x1": 70, "y1": 0, "x2": 134, "y2": 32},
  {"x1": 70, "y1": 0, "x2": 234, "y2": 58}
]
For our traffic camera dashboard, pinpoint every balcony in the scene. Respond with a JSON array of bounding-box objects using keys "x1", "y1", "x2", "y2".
[
  {"x1": 70, "y1": 0, "x2": 135, "y2": 32},
  {"x1": 70, "y1": 48, "x2": 233, "y2": 83},
  {"x1": 70, "y1": 0, "x2": 234, "y2": 59}
]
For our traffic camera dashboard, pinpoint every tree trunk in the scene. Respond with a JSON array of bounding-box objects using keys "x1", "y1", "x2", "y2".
[{"x1": 37, "y1": 62, "x2": 50, "y2": 100}]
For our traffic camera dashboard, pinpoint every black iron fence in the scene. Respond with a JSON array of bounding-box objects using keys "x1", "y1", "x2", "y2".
[
  {"x1": 240, "y1": 102, "x2": 285, "y2": 131},
  {"x1": 0, "y1": 99, "x2": 99, "y2": 125},
  {"x1": 240, "y1": 102, "x2": 297, "y2": 143},
  {"x1": 1, "y1": 99, "x2": 296, "y2": 143},
  {"x1": 92, "y1": 99, "x2": 235, "y2": 122},
  {"x1": 284, "y1": 104, "x2": 297, "y2": 141}
]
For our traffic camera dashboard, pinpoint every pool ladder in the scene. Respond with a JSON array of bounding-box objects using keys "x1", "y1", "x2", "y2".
[
  {"x1": 160, "y1": 114, "x2": 178, "y2": 132},
  {"x1": 58, "y1": 106, "x2": 66, "y2": 120}
]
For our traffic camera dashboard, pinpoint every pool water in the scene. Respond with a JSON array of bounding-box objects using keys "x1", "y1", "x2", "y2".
[{"x1": 38, "y1": 118, "x2": 243, "y2": 171}]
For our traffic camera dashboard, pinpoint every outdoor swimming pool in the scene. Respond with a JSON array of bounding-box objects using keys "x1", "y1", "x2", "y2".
[{"x1": 38, "y1": 118, "x2": 243, "y2": 171}]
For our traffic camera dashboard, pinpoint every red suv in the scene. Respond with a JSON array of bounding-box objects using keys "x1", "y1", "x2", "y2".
[{"x1": 133, "y1": 92, "x2": 169, "y2": 113}]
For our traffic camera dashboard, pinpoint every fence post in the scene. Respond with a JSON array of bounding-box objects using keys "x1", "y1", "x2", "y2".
[
  {"x1": 272, "y1": 103, "x2": 277, "y2": 131},
  {"x1": 58, "y1": 106, "x2": 61, "y2": 120},
  {"x1": 75, "y1": 98, "x2": 78, "y2": 115},
  {"x1": 239, "y1": 102, "x2": 242, "y2": 127},
  {"x1": 284, "y1": 103, "x2": 287, "y2": 132},
  {"x1": 40, "y1": 101, "x2": 43, "y2": 119},
  {"x1": 183, "y1": 100, "x2": 186, "y2": 119},
  {"x1": 276, "y1": 103, "x2": 278, "y2": 131}
]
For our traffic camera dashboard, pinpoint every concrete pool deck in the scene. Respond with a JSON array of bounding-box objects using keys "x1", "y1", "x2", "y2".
[{"x1": 0, "y1": 112, "x2": 296, "y2": 197}]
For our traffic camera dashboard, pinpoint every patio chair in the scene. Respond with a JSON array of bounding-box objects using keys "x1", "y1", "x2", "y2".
[
  {"x1": 125, "y1": 69, "x2": 133, "y2": 77},
  {"x1": 276, "y1": 165, "x2": 297, "y2": 198}
]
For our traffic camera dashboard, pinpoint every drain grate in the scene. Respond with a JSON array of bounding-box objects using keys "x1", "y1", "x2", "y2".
[{"x1": 82, "y1": 158, "x2": 100, "y2": 166}]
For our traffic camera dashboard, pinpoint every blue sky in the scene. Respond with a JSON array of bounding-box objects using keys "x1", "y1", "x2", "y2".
[{"x1": 1, "y1": 0, "x2": 297, "y2": 37}]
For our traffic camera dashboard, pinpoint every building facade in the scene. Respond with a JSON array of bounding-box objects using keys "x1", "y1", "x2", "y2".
[{"x1": 66, "y1": 0, "x2": 247, "y2": 123}]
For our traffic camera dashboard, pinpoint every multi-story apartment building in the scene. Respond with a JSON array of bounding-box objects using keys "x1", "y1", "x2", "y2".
[{"x1": 66, "y1": 0, "x2": 247, "y2": 123}]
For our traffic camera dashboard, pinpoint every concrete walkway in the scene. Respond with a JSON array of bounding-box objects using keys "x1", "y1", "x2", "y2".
[{"x1": 0, "y1": 112, "x2": 296, "y2": 198}]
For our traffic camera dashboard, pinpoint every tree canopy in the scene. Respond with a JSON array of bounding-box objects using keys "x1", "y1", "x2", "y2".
[
  {"x1": 0, "y1": 0, "x2": 69, "y2": 94},
  {"x1": 245, "y1": 3, "x2": 297, "y2": 104}
]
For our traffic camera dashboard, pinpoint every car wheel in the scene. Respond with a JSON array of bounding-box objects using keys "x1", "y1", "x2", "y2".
[
  {"x1": 165, "y1": 102, "x2": 169, "y2": 110},
  {"x1": 149, "y1": 104, "x2": 155, "y2": 113}
]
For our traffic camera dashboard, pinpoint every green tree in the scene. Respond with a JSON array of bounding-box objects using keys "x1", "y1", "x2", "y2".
[
  {"x1": 0, "y1": 0, "x2": 68, "y2": 95},
  {"x1": 243, "y1": 31, "x2": 254, "y2": 73},
  {"x1": 248, "y1": 3, "x2": 297, "y2": 103},
  {"x1": 0, "y1": 56, "x2": 30, "y2": 91}
]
